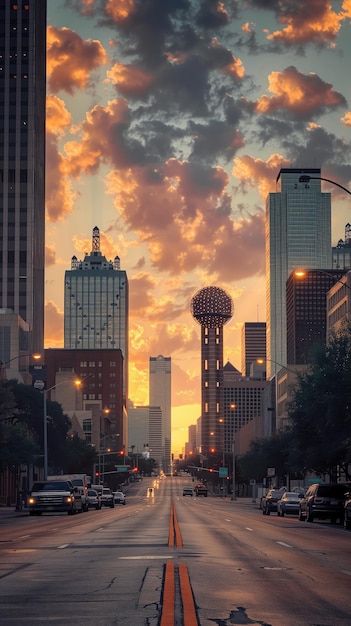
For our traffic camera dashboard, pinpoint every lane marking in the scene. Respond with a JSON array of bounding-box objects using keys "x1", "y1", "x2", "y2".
[
  {"x1": 179, "y1": 563, "x2": 199, "y2": 626},
  {"x1": 341, "y1": 570, "x2": 351, "y2": 576},
  {"x1": 160, "y1": 561, "x2": 174, "y2": 626},
  {"x1": 245, "y1": 527, "x2": 253, "y2": 531},
  {"x1": 225, "y1": 518, "x2": 231, "y2": 522},
  {"x1": 16, "y1": 535, "x2": 31, "y2": 540},
  {"x1": 119, "y1": 555, "x2": 174, "y2": 560},
  {"x1": 277, "y1": 541, "x2": 293, "y2": 548},
  {"x1": 57, "y1": 544, "x2": 69, "y2": 549}
]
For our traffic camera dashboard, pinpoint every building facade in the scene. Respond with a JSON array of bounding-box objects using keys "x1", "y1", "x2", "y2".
[
  {"x1": 241, "y1": 322, "x2": 266, "y2": 377},
  {"x1": 44, "y1": 348, "x2": 124, "y2": 451},
  {"x1": 0, "y1": 1, "x2": 46, "y2": 357},
  {"x1": 286, "y1": 269, "x2": 347, "y2": 364},
  {"x1": 64, "y1": 226, "x2": 129, "y2": 406},
  {"x1": 266, "y1": 168, "x2": 331, "y2": 376},
  {"x1": 149, "y1": 355, "x2": 171, "y2": 474}
]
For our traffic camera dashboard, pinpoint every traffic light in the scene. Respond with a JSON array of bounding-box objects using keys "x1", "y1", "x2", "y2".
[{"x1": 95, "y1": 471, "x2": 99, "y2": 478}]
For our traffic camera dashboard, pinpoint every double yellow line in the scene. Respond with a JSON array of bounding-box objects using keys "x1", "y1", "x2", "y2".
[{"x1": 160, "y1": 501, "x2": 198, "y2": 626}]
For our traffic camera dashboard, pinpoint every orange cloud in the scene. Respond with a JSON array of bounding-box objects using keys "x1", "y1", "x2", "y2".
[
  {"x1": 256, "y1": 67, "x2": 346, "y2": 118},
  {"x1": 105, "y1": 0, "x2": 136, "y2": 22},
  {"x1": 341, "y1": 112, "x2": 351, "y2": 126},
  {"x1": 44, "y1": 301, "x2": 64, "y2": 348},
  {"x1": 47, "y1": 26, "x2": 107, "y2": 94},
  {"x1": 232, "y1": 153, "x2": 291, "y2": 200},
  {"x1": 264, "y1": 0, "x2": 348, "y2": 46},
  {"x1": 62, "y1": 99, "x2": 132, "y2": 177},
  {"x1": 46, "y1": 95, "x2": 77, "y2": 222},
  {"x1": 45, "y1": 245, "x2": 56, "y2": 268},
  {"x1": 106, "y1": 63, "x2": 155, "y2": 97}
]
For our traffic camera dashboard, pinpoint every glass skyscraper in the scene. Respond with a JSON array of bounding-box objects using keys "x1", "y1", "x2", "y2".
[
  {"x1": 64, "y1": 226, "x2": 129, "y2": 405},
  {"x1": 266, "y1": 168, "x2": 331, "y2": 376},
  {"x1": 0, "y1": 1, "x2": 46, "y2": 356}
]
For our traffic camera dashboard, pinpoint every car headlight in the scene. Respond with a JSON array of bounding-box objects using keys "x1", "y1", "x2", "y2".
[
  {"x1": 64, "y1": 496, "x2": 74, "y2": 503},
  {"x1": 28, "y1": 497, "x2": 36, "y2": 505}
]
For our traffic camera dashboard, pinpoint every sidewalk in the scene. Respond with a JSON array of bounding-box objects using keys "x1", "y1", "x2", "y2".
[{"x1": 0, "y1": 505, "x2": 30, "y2": 519}]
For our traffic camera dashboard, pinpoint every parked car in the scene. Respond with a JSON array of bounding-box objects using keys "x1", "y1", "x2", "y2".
[
  {"x1": 101, "y1": 487, "x2": 115, "y2": 508},
  {"x1": 344, "y1": 493, "x2": 351, "y2": 529},
  {"x1": 114, "y1": 491, "x2": 126, "y2": 505},
  {"x1": 86, "y1": 488, "x2": 101, "y2": 510},
  {"x1": 262, "y1": 488, "x2": 286, "y2": 515},
  {"x1": 183, "y1": 487, "x2": 193, "y2": 496},
  {"x1": 277, "y1": 491, "x2": 303, "y2": 516},
  {"x1": 299, "y1": 483, "x2": 350, "y2": 523}
]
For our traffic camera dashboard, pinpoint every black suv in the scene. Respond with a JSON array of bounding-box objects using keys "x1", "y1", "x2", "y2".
[
  {"x1": 262, "y1": 489, "x2": 286, "y2": 515},
  {"x1": 299, "y1": 483, "x2": 350, "y2": 524}
]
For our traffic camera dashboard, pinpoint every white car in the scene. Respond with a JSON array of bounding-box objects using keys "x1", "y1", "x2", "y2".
[{"x1": 114, "y1": 491, "x2": 126, "y2": 505}]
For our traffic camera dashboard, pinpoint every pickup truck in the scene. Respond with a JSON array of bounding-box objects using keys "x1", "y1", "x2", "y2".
[
  {"x1": 28, "y1": 480, "x2": 80, "y2": 515},
  {"x1": 194, "y1": 484, "x2": 208, "y2": 497}
]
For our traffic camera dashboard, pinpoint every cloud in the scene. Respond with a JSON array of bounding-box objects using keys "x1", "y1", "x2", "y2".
[
  {"x1": 232, "y1": 153, "x2": 291, "y2": 199},
  {"x1": 44, "y1": 301, "x2": 64, "y2": 347},
  {"x1": 341, "y1": 112, "x2": 351, "y2": 126},
  {"x1": 256, "y1": 66, "x2": 347, "y2": 119},
  {"x1": 251, "y1": 0, "x2": 350, "y2": 47},
  {"x1": 47, "y1": 26, "x2": 107, "y2": 94},
  {"x1": 45, "y1": 245, "x2": 56, "y2": 268},
  {"x1": 106, "y1": 63, "x2": 155, "y2": 97},
  {"x1": 46, "y1": 95, "x2": 77, "y2": 222}
]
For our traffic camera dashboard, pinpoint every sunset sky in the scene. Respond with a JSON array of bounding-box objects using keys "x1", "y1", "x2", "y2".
[{"x1": 45, "y1": 0, "x2": 351, "y2": 455}]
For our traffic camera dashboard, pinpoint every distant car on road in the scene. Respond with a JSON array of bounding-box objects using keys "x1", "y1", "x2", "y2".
[
  {"x1": 114, "y1": 491, "x2": 126, "y2": 505},
  {"x1": 183, "y1": 487, "x2": 193, "y2": 496},
  {"x1": 277, "y1": 491, "x2": 303, "y2": 517},
  {"x1": 86, "y1": 488, "x2": 101, "y2": 510},
  {"x1": 101, "y1": 487, "x2": 115, "y2": 508},
  {"x1": 262, "y1": 488, "x2": 286, "y2": 515}
]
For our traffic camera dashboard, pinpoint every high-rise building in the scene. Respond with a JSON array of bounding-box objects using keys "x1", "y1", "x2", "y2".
[
  {"x1": 266, "y1": 168, "x2": 331, "y2": 376},
  {"x1": 286, "y1": 269, "x2": 347, "y2": 364},
  {"x1": 190, "y1": 286, "x2": 233, "y2": 455},
  {"x1": 64, "y1": 226, "x2": 129, "y2": 406},
  {"x1": 149, "y1": 355, "x2": 171, "y2": 473},
  {"x1": 0, "y1": 1, "x2": 46, "y2": 356},
  {"x1": 332, "y1": 224, "x2": 351, "y2": 271},
  {"x1": 241, "y1": 322, "x2": 266, "y2": 377}
]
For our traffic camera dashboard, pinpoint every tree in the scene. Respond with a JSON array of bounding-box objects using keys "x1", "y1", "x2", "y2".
[{"x1": 288, "y1": 321, "x2": 351, "y2": 480}]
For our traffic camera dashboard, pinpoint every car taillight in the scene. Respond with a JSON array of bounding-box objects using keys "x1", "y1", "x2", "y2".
[{"x1": 314, "y1": 497, "x2": 323, "y2": 504}]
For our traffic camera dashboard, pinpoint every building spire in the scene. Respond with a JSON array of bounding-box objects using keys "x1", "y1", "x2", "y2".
[{"x1": 92, "y1": 226, "x2": 100, "y2": 252}]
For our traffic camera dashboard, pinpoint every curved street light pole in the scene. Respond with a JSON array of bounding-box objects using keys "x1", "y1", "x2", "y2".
[{"x1": 299, "y1": 175, "x2": 351, "y2": 196}]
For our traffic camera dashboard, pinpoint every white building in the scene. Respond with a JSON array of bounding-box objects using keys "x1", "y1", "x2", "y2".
[{"x1": 149, "y1": 355, "x2": 171, "y2": 473}]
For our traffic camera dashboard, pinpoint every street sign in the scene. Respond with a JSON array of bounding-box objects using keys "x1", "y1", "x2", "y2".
[
  {"x1": 115, "y1": 466, "x2": 129, "y2": 472},
  {"x1": 219, "y1": 467, "x2": 228, "y2": 478}
]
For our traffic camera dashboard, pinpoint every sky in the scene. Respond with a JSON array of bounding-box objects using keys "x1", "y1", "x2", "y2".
[{"x1": 45, "y1": 0, "x2": 351, "y2": 456}]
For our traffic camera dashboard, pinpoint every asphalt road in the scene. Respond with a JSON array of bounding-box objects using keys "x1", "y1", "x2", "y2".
[{"x1": 1, "y1": 476, "x2": 351, "y2": 625}]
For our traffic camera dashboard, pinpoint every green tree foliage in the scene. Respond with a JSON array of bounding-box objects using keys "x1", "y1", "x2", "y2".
[
  {"x1": 288, "y1": 321, "x2": 351, "y2": 480},
  {"x1": 0, "y1": 422, "x2": 40, "y2": 470},
  {"x1": 58, "y1": 434, "x2": 97, "y2": 474}
]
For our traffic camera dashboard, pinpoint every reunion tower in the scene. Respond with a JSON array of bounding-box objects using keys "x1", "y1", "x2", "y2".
[{"x1": 190, "y1": 286, "x2": 233, "y2": 456}]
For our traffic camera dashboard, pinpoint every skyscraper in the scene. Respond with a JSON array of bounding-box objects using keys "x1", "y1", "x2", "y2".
[
  {"x1": 64, "y1": 226, "x2": 129, "y2": 405},
  {"x1": 0, "y1": 1, "x2": 46, "y2": 356},
  {"x1": 149, "y1": 355, "x2": 171, "y2": 473},
  {"x1": 241, "y1": 322, "x2": 266, "y2": 377},
  {"x1": 190, "y1": 286, "x2": 233, "y2": 455},
  {"x1": 266, "y1": 168, "x2": 331, "y2": 376}
]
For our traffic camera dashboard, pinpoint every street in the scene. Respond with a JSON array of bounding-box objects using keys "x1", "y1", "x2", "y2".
[{"x1": 0, "y1": 476, "x2": 350, "y2": 625}]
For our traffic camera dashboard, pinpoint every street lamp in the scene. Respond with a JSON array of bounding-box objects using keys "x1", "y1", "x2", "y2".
[
  {"x1": 43, "y1": 378, "x2": 82, "y2": 480},
  {"x1": 294, "y1": 268, "x2": 351, "y2": 292},
  {"x1": 299, "y1": 175, "x2": 351, "y2": 196},
  {"x1": 256, "y1": 358, "x2": 300, "y2": 376},
  {"x1": 0, "y1": 353, "x2": 41, "y2": 381}
]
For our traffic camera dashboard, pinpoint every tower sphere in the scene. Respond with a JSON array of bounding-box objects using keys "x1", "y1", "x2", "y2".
[{"x1": 190, "y1": 286, "x2": 233, "y2": 328}]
